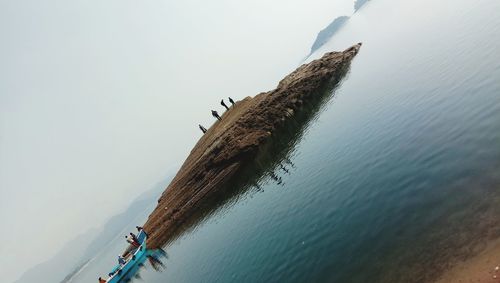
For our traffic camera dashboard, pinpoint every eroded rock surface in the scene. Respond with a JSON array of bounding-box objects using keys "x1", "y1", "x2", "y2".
[{"x1": 143, "y1": 43, "x2": 362, "y2": 248}]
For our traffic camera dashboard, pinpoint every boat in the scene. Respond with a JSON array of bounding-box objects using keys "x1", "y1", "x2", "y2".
[{"x1": 105, "y1": 230, "x2": 147, "y2": 283}]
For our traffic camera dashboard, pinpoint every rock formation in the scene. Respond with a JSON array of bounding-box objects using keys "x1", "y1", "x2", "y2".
[
  {"x1": 309, "y1": 16, "x2": 350, "y2": 56},
  {"x1": 143, "y1": 43, "x2": 362, "y2": 248}
]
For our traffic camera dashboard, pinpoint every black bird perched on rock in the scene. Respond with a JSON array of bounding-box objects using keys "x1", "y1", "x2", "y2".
[
  {"x1": 199, "y1": 124, "x2": 207, "y2": 134},
  {"x1": 211, "y1": 110, "x2": 222, "y2": 121},
  {"x1": 228, "y1": 97, "x2": 235, "y2": 106},
  {"x1": 220, "y1": 99, "x2": 229, "y2": 111}
]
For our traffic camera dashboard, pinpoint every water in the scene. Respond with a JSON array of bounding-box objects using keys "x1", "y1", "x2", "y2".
[{"x1": 71, "y1": 0, "x2": 500, "y2": 282}]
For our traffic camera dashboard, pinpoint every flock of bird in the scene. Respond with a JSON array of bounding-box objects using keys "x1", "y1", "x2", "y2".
[{"x1": 198, "y1": 97, "x2": 235, "y2": 134}]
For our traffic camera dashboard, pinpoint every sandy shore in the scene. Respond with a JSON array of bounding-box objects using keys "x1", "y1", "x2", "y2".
[{"x1": 435, "y1": 238, "x2": 500, "y2": 283}]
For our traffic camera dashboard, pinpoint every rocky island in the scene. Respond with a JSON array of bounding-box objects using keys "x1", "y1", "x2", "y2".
[
  {"x1": 308, "y1": 16, "x2": 350, "y2": 56},
  {"x1": 143, "y1": 43, "x2": 362, "y2": 249}
]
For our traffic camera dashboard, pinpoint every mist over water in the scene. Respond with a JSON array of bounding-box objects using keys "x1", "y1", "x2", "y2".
[{"x1": 70, "y1": 0, "x2": 500, "y2": 282}]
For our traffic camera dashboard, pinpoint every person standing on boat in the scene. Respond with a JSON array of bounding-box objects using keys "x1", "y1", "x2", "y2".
[
  {"x1": 136, "y1": 225, "x2": 148, "y2": 238},
  {"x1": 118, "y1": 255, "x2": 126, "y2": 265},
  {"x1": 98, "y1": 277, "x2": 106, "y2": 283},
  {"x1": 130, "y1": 232, "x2": 140, "y2": 245},
  {"x1": 125, "y1": 235, "x2": 140, "y2": 247}
]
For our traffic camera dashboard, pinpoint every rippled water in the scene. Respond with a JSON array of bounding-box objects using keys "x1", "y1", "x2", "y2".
[{"x1": 72, "y1": 0, "x2": 500, "y2": 282}]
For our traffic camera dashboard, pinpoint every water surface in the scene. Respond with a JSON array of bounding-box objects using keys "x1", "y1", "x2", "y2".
[{"x1": 72, "y1": 0, "x2": 500, "y2": 282}]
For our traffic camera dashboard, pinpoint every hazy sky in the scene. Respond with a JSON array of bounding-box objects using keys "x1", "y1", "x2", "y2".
[{"x1": 0, "y1": 0, "x2": 353, "y2": 281}]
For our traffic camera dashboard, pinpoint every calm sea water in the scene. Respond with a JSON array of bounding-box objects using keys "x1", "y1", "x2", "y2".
[{"x1": 72, "y1": 0, "x2": 500, "y2": 282}]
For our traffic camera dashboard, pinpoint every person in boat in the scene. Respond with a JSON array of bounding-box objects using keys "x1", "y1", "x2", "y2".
[
  {"x1": 130, "y1": 232, "x2": 140, "y2": 244},
  {"x1": 98, "y1": 277, "x2": 106, "y2": 283},
  {"x1": 118, "y1": 254, "x2": 126, "y2": 265},
  {"x1": 136, "y1": 226, "x2": 148, "y2": 238},
  {"x1": 228, "y1": 97, "x2": 235, "y2": 106},
  {"x1": 220, "y1": 99, "x2": 229, "y2": 110},
  {"x1": 125, "y1": 235, "x2": 140, "y2": 247},
  {"x1": 211, "y1": 110, "x2": 222, "y2": 121}
]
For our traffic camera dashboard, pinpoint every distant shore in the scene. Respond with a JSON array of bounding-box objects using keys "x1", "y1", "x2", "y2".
[{"x1": 142, "y1": 43, "x2": 362, "y2": 249}]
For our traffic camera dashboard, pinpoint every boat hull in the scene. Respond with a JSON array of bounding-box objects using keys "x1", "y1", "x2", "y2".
[{"x1": 106, "y1": 231, "x2": 147, "y2": 283}]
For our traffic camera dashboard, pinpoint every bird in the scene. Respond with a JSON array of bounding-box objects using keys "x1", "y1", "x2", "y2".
[
  {"x1": 211, "y1": 110, "x2": 222, "y2": 121},
  {"x1": 198, "y1": 124, "x2": 207, "y2": 134},
  {"x1": 228, "y1": 97, "x2": 235, "y2": 106},
  {"x1": 220, "y1": 99, "x2": 229, "y2": 111}
]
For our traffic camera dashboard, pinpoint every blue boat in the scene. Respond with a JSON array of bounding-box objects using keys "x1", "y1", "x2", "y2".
[{"x1": 104, "y1": 230, "x2": 147, "y2": 283}]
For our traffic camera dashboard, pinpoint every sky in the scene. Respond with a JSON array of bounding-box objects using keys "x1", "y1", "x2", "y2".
[{"x1": 0, "y1": 0, "x2": 353, "y2": 281}]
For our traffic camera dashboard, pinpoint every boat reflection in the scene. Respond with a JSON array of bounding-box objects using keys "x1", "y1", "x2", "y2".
[{"x1": 119, "y1": 249, "x2": 168, "y2": 282}]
